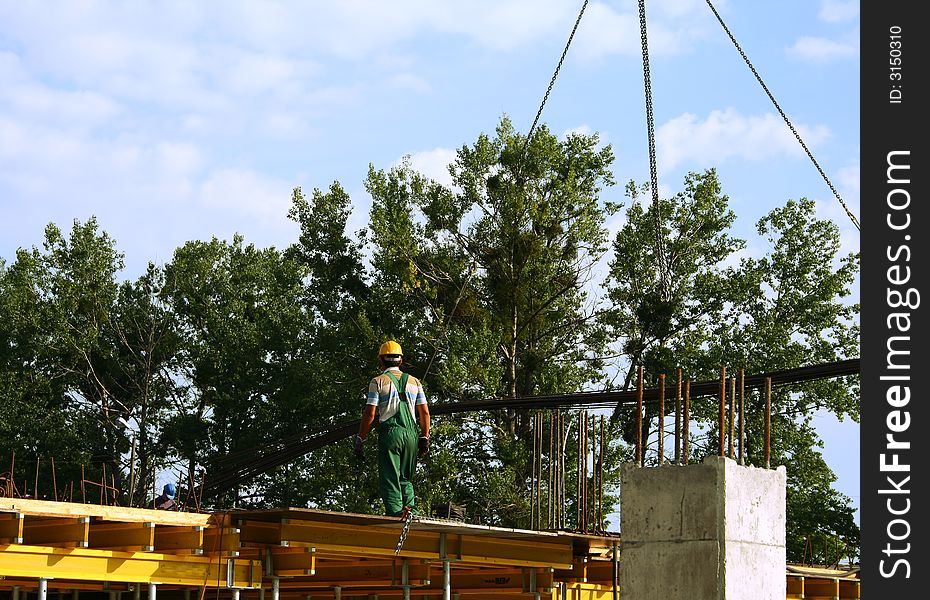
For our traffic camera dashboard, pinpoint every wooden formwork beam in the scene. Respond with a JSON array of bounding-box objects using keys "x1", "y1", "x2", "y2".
[
  {"x1": 237, "y1": 519, "x2": 574, "y2": 569},
  {"x1": 0, "y1": 544, "x2": 262, "y2": 587},
  {"x1": 88, "y1": 520, "x2": 155, "y2": 551}
]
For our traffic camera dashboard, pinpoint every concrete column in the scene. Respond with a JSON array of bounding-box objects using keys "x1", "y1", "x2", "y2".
[{"x1": 620, "y1": 456, "x2": 786, "y2": 600}]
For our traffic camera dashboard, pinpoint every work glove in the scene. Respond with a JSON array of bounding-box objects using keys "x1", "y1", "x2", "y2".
[
  {"x1": 354, "y1": 435, "x2": 365, "y2": 460},
  {"x1": 417, "y1": 435, "x2": 430, "y2": 458}
]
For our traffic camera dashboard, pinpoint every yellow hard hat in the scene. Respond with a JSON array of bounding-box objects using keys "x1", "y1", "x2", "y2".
[{"x1": 378, "y1": 340, "x2": 403, "y2": 356}]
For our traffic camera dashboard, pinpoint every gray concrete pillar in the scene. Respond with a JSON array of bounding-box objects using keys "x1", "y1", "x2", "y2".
[{"x1": 620, "y1": 456, "x2": 787, "y2": 600}]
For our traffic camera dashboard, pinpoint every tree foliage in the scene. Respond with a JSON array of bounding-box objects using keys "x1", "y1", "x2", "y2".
[{"x1": 0, "y1": 119, "x2": 859, "y2": 563}]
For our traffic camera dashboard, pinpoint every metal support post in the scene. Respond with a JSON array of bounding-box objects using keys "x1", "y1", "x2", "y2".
[
  {"x1": 260, "y1": 589, "x2": 265, "y2": 600},
  {"x1": 333, "y1": 587, "x2": 341, "y2": 600},
  {"x1": 231, "y1": 590, "x2": 240, "y2": 600},
  {"x1": 75, "y1": 589, "x2": 81, "y2": 600},
  {"x1": 148, "y1": 584, "x2": 156, "y2": 600},
  {"x1": 440, "y1": 532, "x2": 451, "y2": 600},
  {"x1": 401, "y1": 559, "x2": 411, "y2": 600},
  {"x1": 272, "y1": 577, "x2": 280, "y2": 600},
  {"x1": 39, "y1": 579, "x2": 49, "y2": 600},
  {"x1": 134, "y1": 586, "x2": 140, "y2": 600},
  {"x1": 13, "y1": 585, "x2": 21, "y2": 600}
]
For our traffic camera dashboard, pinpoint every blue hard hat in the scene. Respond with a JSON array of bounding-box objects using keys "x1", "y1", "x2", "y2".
[{"x1": 163, "y1": 483, "x2": 177, "y2": 498}]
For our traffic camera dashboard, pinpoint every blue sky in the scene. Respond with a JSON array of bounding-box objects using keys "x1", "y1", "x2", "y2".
[{"x1": 0, "y1": 1, "x2": 860, "y2": 519}]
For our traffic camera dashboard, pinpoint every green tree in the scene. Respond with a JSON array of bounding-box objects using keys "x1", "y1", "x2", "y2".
[
  {"x1": 364, "y1": 117, "x2": 617, "y2": 526},
  {"x1": 604, "y1": 178, "x2": 859, "y2": 562}
]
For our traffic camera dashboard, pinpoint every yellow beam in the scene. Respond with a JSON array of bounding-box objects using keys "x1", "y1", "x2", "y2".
[
  {"x1": 0, "y1": 513, "x2": 23, "y2": 544},
  {"x1": 279, "y1": 560, "x2": 431, "y2": 588},
  {"x1": 153, "y1": 525, "x2": 205, "y2": 555},
  {"x1": 88, "y1": 521, "x2": 155, "y2": 551},
  {"x1": 1, "y1": 498, "x2": 217, "y2": 528},
  {"x1": 203, "y1": 527, "x2": 241, "y2": 555},
  {"x1": 238, "y1": 519, "x2": 573, "y2": 568},
  {"x1": 269, "y1": 547, "x2": 317, "y2": 577},
  {"x1": 23, "y1": 517, "x2": 89, "y2": 548},
  {"x1": 0, "y1": 544, "x2": 262, "y2": 588}
]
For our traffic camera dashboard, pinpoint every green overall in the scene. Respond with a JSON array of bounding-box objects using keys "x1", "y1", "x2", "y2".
[{"x1": 378, "y1": 371, "x2": 419, "y2": 516}]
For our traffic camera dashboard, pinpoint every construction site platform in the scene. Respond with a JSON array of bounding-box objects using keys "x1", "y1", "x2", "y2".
[{"x1": 0, "y1": 498, "x2": 858, "y2": 599}]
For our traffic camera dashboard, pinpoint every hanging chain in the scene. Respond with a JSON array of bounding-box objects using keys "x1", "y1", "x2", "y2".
[
  {"x1": 705, "y1": 0, "x2": 860, "y2": 231},
  {"x1": 522, "y1": 0, "x2": 590, "y2": 156},
  {"x1": 638, "y1": 0, "x2": 671, "y2": 302},
  {"x1": 394, "y1": 509, "x2": 414, "y2": 555}
]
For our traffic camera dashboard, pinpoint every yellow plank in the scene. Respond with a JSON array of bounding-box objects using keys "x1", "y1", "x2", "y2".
[
  {"x1": 23, "y1": 517, "x2": 89, "y2": 547},
  {"x1": 270, "y1": 547, "x2": 317, "y2": 576},
  {"x1": 0, "y1": 513, "x2": 23, "y2": 544},
  {"x1": 238, "y1": 519, "x2": 572, "y2": 569},
  {"x1": 154, "y1": 525, "x2": 205, "y2": 554},
  {"x1": 89, "y1": 521, "x2": 155, "y2": 551},
  {"x1": 203, "y1": 527, "x2": 241, "y2": 555},
  {"x1": 0, "y1": 544, "x2": 261, "y2": 587},
  {"x1": 1, "y1": 498, "x2": 217, "y2": 528}
]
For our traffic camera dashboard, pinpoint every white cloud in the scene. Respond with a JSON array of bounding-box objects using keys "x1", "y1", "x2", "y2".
[
  {"x1": 656, "y1": 108, "x2": 831, "y2": 171},
  {"x1": 574, "y1": 0, "x2": 716, "y2": 61},
  {"x1": 198, "y1": 168, "x2": 294, "y2": 221},
  {"x1": 787, "y1": 36, "x2": 858, "y2": 62},
  {"x1": 404, "y1": 147, "x2": 458, "y2": 188},
  {"x1": 387, "y1": 73, "x2": 433, "y2": 94},
  {"x1": 818, "y1": 0, "x2": 859, "y2": 23}
]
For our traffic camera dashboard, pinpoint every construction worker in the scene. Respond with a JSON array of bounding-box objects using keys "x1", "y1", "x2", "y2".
[
  {"x1": 153, "y1": 483, "x2": 177, "y2": 510},
  {"x1": 355, "y1": 340, "x2": 430, "y2": 517}
]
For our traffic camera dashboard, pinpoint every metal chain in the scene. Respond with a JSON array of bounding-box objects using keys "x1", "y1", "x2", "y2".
[
  {"x1": 638, "y1": 0, "x2": 671, "y2": 302},
  {"x1": 705, "y1": 0, "x2": 860, "y2": 231},
  {"x1": 522, "y1": 0, "x2": 590, "y2": 155},
  {"x1": 394, "y1": 509, "x2": 414, "y2": 555}
]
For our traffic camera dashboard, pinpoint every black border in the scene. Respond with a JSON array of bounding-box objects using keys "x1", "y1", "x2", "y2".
[{"x1": 861, "y1": 1, "x2": 926, "y2": 594}]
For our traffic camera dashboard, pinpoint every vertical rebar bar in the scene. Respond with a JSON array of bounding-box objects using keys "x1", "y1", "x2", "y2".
[
  {"x1": 675, "y1": 368, "x2": 682, "y2": 464},
  {"x1": 765, "y1": 377, "x2": 772, "y2": 468},
  {"x1": 718, "y1": 366, "x2": 726, "y2": 456},
  {"x1": 636, "y1": 366, "x2": 644, "y2": 467},
  {"x1": 34, "y1": 456, "x2": 40, "y2": 500},
  {"x1": 576, "y1": 411, "x2": 581, "y2": 529},
  {"x1": 51, "y1": 456, "x2": 58, "y2": 502},
  {"x1": 81, "y1": 465, "x2": 86, "y2": 503},
  {"x1": 531, "y1": 413, "x2": 537, "y2": 529},
  {"x1": 548, "y1": 411, "x2": 554, "y2": 529},
  {"x1": 728, "y1": 376, "x2": 736, "y2": 459},
  {"x1": 681, "y1": 379, "x2": 691, "y2": 464},
  {"x1": 658, "y1": 373, "x2": 665, "y2": 464},
  {"x1": 7, "y1": 451, "x2": 14, "y2": 497},
  {"x1": 738, "y1": 369, "x2": 745, "y2": 465},
  {"x1": 599, "y1": 415, "x2": 605, "y2": 532}
]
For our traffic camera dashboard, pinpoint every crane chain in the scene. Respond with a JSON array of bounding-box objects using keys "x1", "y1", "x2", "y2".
[
  {"x1": 704, "y1": 0, "x2": 860, "y2": 231},
  {"x1": 394, "y1": 508, "x2": 414, "y2": 555},
  {"x1": 638, "y1": 0, "x2": 671, "y2": 302},
  {"x1": 523, "y1": 0, "x2": 589, "y2": 155}
]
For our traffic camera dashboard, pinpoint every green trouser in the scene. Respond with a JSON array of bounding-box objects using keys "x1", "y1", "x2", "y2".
[
  {"x1": 378, "y1": 370, "x2": 418, "y2": 516},
  {"x1": 378, "y1": 415, "x2": 418, "y2": 516}
]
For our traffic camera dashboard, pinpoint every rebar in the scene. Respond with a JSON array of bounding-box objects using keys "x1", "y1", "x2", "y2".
[
  {"x1": 51, "y1": 457, "x2": 58, "y2": 501},
  {"x1": 738, "y1": 369, "x2": 745, "y2": 465},
  {"x1": 674, "y1": 368, "x2": 682, "y2": 464},
  {"x1": 718, "y1": 366, "x2": 726, "y2": 456},
  {"x1": 765, "y1": 377, "x2": 772, "y2": 468},
  {"x1": 636, "y1": 366, "x2": 644, "y2": 467},
  {"x1": 199, "y1": 358, "x2": 860, "y2": 500},
  {"x1": 683, "y1": 380, "x2": 691, "y2": 465},
  {"x1": 658, "y1": 373, "x2": 665, "y2": 464},
  {"x1": 727, "y1": 377, "x2": 736, "y2": 459}
]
